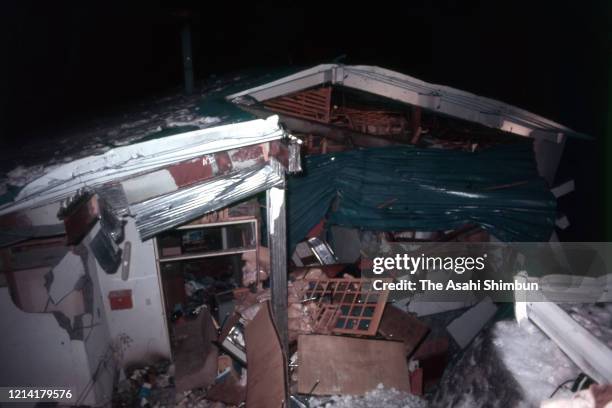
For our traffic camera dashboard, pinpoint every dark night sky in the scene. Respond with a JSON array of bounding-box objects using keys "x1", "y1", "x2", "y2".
[
  {"x1": 0, "y1": 1, "x2": 610, "y2": 238},
  {"x1": 1, "y1": 2, "x2": 608, "y2": 140}
]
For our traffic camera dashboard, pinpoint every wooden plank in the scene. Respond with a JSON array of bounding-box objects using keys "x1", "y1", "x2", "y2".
[
  {"x1": 378, "y1": 304, "x2": 430, "y2": 356},
  {"x1": 267, "y1": 97, "x2": 327, "y2": 112},
  {"x1": 245, "y1": 301, "x2": 287, "y2": 408},
  {"x1": 297, "y1": 334, "x2": 411, "y2": 395}
]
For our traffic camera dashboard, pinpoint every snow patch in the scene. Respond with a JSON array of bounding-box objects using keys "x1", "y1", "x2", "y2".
[
  {"x1": 308, "y1": 384, "x2": 427, "y2": 408},
  {"x1": 560, "y1": 303, "x2": 612, "y2": 348},
  {"x1": 165, "y1": 116, "x2": 221, "y2": 128},
  {"x1": 7, "y1": 165, "x2": 45, "y2": 187},
  {"x1": 433, "y1": 319, "x2": 580, "y2": 407}
]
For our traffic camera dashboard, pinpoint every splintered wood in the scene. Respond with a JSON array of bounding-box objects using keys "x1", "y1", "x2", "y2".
[
  {"x1": 264, "y1": 87, "x2": 332, "y2": 123},
  {"x1": 297, "y1": 334, "x2": 411, "y2": 395},
  {"x1": 303, "y1": 278, "x2": 389, "y2": 336}
]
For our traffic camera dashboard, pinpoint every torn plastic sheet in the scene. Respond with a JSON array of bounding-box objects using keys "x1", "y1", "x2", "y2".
[{"x1": 131, "y1": 161, "x2": 284, "y2": 240}]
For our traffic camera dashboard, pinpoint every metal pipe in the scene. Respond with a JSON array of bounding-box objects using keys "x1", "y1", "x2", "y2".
[{"x1": 181, "y1": 23, "x2": 194, "y2": 95}]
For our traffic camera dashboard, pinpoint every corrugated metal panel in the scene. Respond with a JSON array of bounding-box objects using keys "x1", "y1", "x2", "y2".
[
  {"x1": 1, "y1": 116, "x2": 287, "y2": 216},
  {"x1": 227, "y1": 64, "x2": 589, "y2": 142},
  {"x1": 131, "y1": 161, "x2": 284, "y2": 240}
]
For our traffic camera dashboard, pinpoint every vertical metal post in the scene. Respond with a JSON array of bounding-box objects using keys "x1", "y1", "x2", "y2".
[
  {"x1": 181, "y1": 23, "x2": 194, "y2": 95},
  {"x1": 606, "y1": 28, "x2": 612, "y2": 240},
  {"x1": 266, "y1": 181, "x2": 289, "y2": 354}
]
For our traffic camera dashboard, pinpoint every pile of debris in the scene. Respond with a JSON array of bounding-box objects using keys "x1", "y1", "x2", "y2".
[
  {"x1": 113, "y1": 360, "x2": 176, "y2": 407},
  {"x1": 200, "y1": 245, "x2": 435, "y2": 406},
  {"x1": 112, "y1": 235, "x2": 612, "y2": 407}
]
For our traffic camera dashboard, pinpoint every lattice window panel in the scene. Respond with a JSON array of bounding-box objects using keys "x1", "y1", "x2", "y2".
[
  {"x1": 264, "y1": 87, "x2": 332, "y2": 123},
  {"x1": 303, "y1": 278, "x2": 389, "y2": 336}
]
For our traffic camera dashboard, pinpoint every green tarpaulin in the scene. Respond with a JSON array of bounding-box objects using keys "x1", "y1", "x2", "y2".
[{"x1": 288, "y1": 143, "x2": 556, "y2": 251}]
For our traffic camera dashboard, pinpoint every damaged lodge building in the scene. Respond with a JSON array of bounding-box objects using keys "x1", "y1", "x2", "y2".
[{"x1": 0, "y1": 64, "x2": 611, "y2": 407}]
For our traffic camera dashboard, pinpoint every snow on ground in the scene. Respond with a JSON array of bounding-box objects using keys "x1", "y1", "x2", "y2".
[
  {"x1": 0, "y1": 75, "x2": 241, "y2": 198},
  {"x1": 560, "y1": 303, "x2": 612, "y2": 348},
  {"x1": 432, "y1": 318, "x2": 580, "y2": 408},
  {"x1": 308, "y1": 384, "x2": 428, "y2": 408}
]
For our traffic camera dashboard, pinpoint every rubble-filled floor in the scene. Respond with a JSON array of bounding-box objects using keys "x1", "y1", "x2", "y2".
[{"x1": 112, "y1": 309, "x2": 609, "y2": 407}]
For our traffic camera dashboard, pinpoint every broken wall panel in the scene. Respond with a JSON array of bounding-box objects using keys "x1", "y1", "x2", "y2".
[
  {"x1": 8, "y1": 266, "x2": 85, "y2": 318},
  {"x1": 5, "y1": 236, "x2": 68, "y2": 271},
  {"x1": 0, "y1": 226, "x2": 117, "y2": 405},
  {"x1": 90, "y1": 220, "x2": 172, "y2": 367},
  {"x1": 297, "y1": 334, "x2": 411, "y2": 395},
  {"x1": 245, "y1": 301, "x2": 287, "y2": 408},
  {"x1": 0, "y1": 287, "x2": 94, "y2": 404},
  {"x1": 48, "y1": 251, "x2": 86, "y2": 305},
  {"x1": 303, "y1": 278, "x2": 389, "y2": 336}
]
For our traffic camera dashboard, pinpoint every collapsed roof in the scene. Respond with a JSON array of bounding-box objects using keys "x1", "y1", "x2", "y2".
[
  {"x1": 227, "y1": 64, "x2": 589, "y2": 142},
  {"x1": 0, "y1": 63, "x2": 586, "y2": 245}
]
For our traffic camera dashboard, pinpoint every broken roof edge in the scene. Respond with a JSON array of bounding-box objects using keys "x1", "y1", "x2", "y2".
[
  {"x1": 226, "y1": 64, "x2": 591, "y2": 142},
  {"x1": 0, "y1": 115, "x2": 288, "y2": 216},
  {"x1": 131, "y1": 160, "x2": 284, "y2": 240}
]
